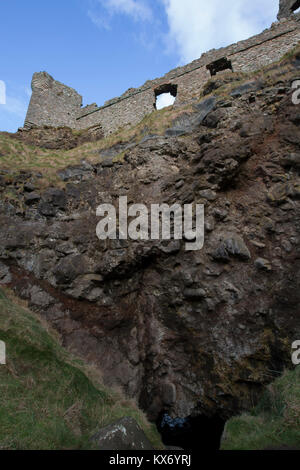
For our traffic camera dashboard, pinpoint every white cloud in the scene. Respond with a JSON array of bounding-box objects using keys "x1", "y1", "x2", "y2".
[
  {"x1": 87, "y1": 9, "x2": 111, "y2": 29},
  {"x1": 0, "y1": 85, "x2": 30, "y2": 132},
  {"x1": 88, "y1": 0, "x2": 152, "y2": 28},
  {"x1": 103, "y1": 0, "x2": 152, "y2": 20},
  {"x1": 161, "y1": 0, "x2": 278, "y2": 64},
  {"x1": 156, "y1": 92, "x2": 176, "y2": 109}
]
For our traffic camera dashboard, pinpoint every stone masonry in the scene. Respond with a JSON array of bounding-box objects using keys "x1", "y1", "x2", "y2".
[{"x1": 24, "y1": 3, "x2": 300, "y2": 136}]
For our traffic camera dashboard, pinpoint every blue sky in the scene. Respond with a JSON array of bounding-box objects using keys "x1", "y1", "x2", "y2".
[{"x1": 0, "y1": 0, "x2": 278, "y2": 132}]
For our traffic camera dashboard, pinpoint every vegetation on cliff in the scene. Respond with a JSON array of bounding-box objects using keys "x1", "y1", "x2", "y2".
[
  {"x1": 222, "y1": 367, "x2": 300, "y2": 450},
  {"x1": 0, "y1": 288, "x2": 162, "y2": 450}
]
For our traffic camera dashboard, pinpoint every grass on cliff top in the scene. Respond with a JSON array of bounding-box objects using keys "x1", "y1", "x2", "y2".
[
  {"x1": 0, "y1": 287, "x2": 162, "y2": 450},
  {"x1": 222, "y1": 367, "x2": 300, "y2": 450},
  {"x1": 0, "y1": 103, "x2": 191, "y2": 187}
]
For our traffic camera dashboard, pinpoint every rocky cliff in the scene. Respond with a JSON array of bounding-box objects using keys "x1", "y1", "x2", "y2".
[{"x1": 0, "y1": 49, "x2": 299, "y2": 430}]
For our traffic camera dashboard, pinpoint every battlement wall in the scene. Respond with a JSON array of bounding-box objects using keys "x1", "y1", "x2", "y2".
[{"x1": 24, "y1": 11, "x2": 300, "y2": 135}]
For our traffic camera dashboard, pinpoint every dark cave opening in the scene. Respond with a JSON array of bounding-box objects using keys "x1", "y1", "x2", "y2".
[{"x1": 156, "y1": 412, "x2": 226, "y2": 451}]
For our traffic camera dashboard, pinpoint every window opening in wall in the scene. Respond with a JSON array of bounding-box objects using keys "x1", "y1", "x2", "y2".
[
  {"x1": 292, "y1": 1, "x2": 300, "y2": 14},
  {"x1": 206, "y1": 57, "x2": 233, "y2": 77},
  {"x1": 155, "y1": 83, "x2": 177, "y2": 110}
]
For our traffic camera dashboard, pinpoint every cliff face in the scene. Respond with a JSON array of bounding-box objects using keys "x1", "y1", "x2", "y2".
[{"x1": 0, "y1": 50, "x2": 300, "y2": 423}]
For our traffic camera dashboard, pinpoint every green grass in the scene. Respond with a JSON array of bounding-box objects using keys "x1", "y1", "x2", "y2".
[
  {"x1": 0, "y1": 288, "x2": 162, "y2": 450},
  {"x1": 0, "y1": 104, "x2": 189, "y2": 183},
  {"x1": 222, "y1": 367, "x2": 300, "y2": 450}
]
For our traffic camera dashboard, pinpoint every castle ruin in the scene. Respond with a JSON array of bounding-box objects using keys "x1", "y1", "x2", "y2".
[{"x1": 24, "y1": 1, "x2": 300, "y2": 136}]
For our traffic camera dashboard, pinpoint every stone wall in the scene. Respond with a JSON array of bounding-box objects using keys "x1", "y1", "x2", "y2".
[{"x1": 24, "y1": 11, "x2": 300, "y2": 135}]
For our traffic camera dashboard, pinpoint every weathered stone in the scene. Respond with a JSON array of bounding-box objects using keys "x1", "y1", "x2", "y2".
[
  {"x1": 267, "y1": 182, "x2": 295, "y2": 205},
  {"x1": 212, "y1": 208, "x2": 228, "y2": 221},
  {"x1": 29, "y1": 285, "x2": 55, "y2": 308},
  {"x1": 280, "y1": 153, "x2": 300, "y2": 168},
  {"x1": 91, "y1": 417, "x2": 154, "y2": 450},
  {"x1": 202, "y1": 109, "x2": 226, "y2": 128},
  {"x1": 53, "y1": 255, "x2": 90, "y2": 285},
  {"x1": 24, "y1": 182, "x2": 35, "y2": 192},
  {"x1": 42, "y1": 188, "x2": 67, "y2": 209},
  {"x1": 161, "y1": 382, "x2": 177, "y2": 406},
  {"x1": 0, "y1": 262, "x2": 11, "y2": 284},
  {"x1": 165, "y1": 97, "x2": 217, "y2": 136},
  {"x1": 231, "y1": 81, "x2": 264, "y2": 98},
  {"x1": 24, "y1": 192, "x2": 41, "y2": 205},
  {"x1": 212, "y1": 234, "x2": 251, "y2": 261},
  {"x1": 192, "y1": 96, "x2": 217, "y2": 126},
  {"x1": 58, "y1": 165, "x2": 94, "y2": 182},
  {"x1": 255, "y1": 258, "x2": 272, "y2": 272},
  {"x1": 37, "y1": 188, "x2": 67, "y2": 216},
  {"x1": 13, "y1": 126, "x2": 104, "y2": 150},
  {"x1": 0, "y1": 202, "x2": 16, "y2": 216},
  {"x1": 282, "y1": 239, "x2": 292, "y2": 252},
  {"x1": 175, "y1": 180, "x2": 184, "y2": 189},
  {"x1": 198, "y1": 189, "x2": 217, "y2": 201},
  {"x1": 159, "y1": 241, "x2": 181, "y2": 254},
  {"x1": 183, "y1": 288, "x2": 206, "y2": 299},
  {"x1": 101, "y1": 157, "x2": 114, "y2": 168},
  {"x1": 99, "y1": 142, "x2": 136, "y2": 159},
  {"x1": 38, "y1": 201, "x2": 57, "y2": 217}
]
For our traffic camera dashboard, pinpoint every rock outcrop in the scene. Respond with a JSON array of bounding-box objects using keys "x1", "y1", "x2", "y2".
[
  {"x1": 0, "y1": 51, "x2": 299, "y2": 426},
  {"x1": 91, "y1": 417, "x2": 154, "y2": 450}
]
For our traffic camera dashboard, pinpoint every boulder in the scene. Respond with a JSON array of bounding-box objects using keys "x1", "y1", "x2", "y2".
[
  {"x1": 165, "y1": 96, "x2": 216, "y2": 136},
  {"x1": 0, "y1": 262, "x2": 11, "y2": 284},
  {"x1": 24, "y1": 192, "x2": 41, "y2": 205},
  {"x1": 212, "y1": 234, "x2": 251, "y2": 261},
  {"x1": 255, "y1": 258, "x2": 272, "y2": 272},
  {"x1": 91, "y1": 417, "x2": 154, "y2": 450}
]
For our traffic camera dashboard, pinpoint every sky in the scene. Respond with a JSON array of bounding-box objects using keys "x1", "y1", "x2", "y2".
[{"x1": 0, "y1": 0, "x2": 278, "y2": 132}]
